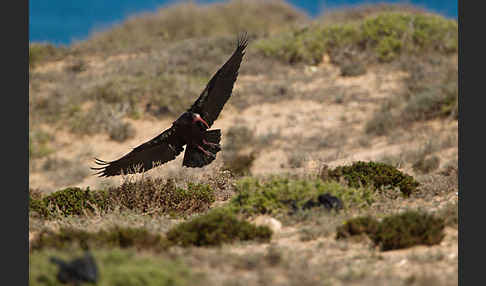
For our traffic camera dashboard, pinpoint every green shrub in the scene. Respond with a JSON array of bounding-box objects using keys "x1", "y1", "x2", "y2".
[
  {"x1": 371, "y1": 211, "x2": 445, "y2": 251},
  {"x1": 335, "y1": 216, "x2": 380, "y2": 239},
  {"x1": 166, "y1": 208, "x2": 272, "y2": 247},
  {"x1": 29, "y1": 187, "x2": 109, "y2": 218},
  {"x1": 30, "y1": 249, "x2": 193, "y2": 286},
  {"x1": 31, "y1": 226, "x2": 170, "y2": 252},
  {"x1": 325, "y1": 161, "x2": 419, "y2": 196},
  {"x1": 230, "y1": 177, "x2": 374, "y2": 216},
  {"x1": 29, "y1": 178, "x2": 217, "y2": 218},
  {"x1": 256, "y1": 11, "x2": 457, "y2": 65}
]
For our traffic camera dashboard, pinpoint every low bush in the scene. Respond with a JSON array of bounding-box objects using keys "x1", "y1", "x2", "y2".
[
  {"x1": 323, "y1": 161, "x2": 419, "y2": 196},
  {"x1": 371, "y1": 211, "x2": 445, "y2": 251},
  {"x1": 335, "y1": 216, "x2": 380, "y2": 239},
  {"x1": 166, "y1": 208, "x2": 272, "y2": 247},
  {"x1": 29, "y1": 187, "x2": 109, "y2": 218},
  {"x1": 31, "y1": 226, "x2": 170, "y2": 252},
  {"x1": 336, "y1": 211, "x2": 445, "y2": 251}
]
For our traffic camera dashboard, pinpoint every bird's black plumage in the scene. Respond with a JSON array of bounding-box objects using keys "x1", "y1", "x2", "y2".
[
  {"x1": 92, "y1": 33, "x2": 248, "y2": 177},
  {"x1": 189, "y1": 34, "x2": 248, "y2": 128}
]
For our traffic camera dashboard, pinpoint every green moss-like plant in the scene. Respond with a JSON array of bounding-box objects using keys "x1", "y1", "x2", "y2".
[
  {"x1": 31, "y1": 226, "x2": 170, "y2": 252},
  {"x1": 335, "y1": 216, "x2": 380, "y2": 239},
  {"x1": 166, "y1": 208, "x2": 272, "y2": 247},
  {"x1": 371, "y1": 211, "x2": 445, "y2": 251},
  {"x1": 230, "y1": 177, "x2": 374, "y2": 216},
  {"x1": 326, "y1": 161, "x2": 419, "y2": 196}
]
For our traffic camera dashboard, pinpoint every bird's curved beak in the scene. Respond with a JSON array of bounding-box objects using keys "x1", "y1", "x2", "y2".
[{"x1": 194, "y1": 115, "x2": 210, "y2": 129}]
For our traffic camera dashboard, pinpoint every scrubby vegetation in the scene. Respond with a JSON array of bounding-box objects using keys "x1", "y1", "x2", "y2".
[
  {"x1": 372, "y1": 211, "x2": 445, "y2": 251},
  {"x1": 71, "y1": 0, "x2": 308, "y2": 55},
  {"x1": 322, "y1": 161, "x2": 419, "y2": 196},
  {"x1": 29, "y1": 1, "x2": 458, "y2": 284},
  {"x1": 31, "y1": 226, "x2": 170, "y2": 252},
  {"x1": 29, "y1": 129, "x2": 53, "y2": 159},
  {"x1": 255, "y1": 12, "x2": 457, "y2": 65},
  {"x1": 366, "y1": 55, "x2": 458, "y2": 136},
  {"x1": 166, "y1": 208, "x2": 272, "y2": 247},
  {"x1": 29, "y1": 177, "x2": 217, "y2": 218},
  {"x1": 29, "y1": 187, "x2": 109, "y2": 218},
  {"x1": 336, "y1": 216, "x2": 380, "y2": 239},
  {"x1": 110, "y1": 177, "x2": 216, "y2": 215},
  {"x1": 230, "y1": 176, "x2": 375, "y2": 216},
  {"x1": 30, "y1": 249, "x2": 193, "y2": 286},
  {"x1": 29, "y1": 43, "x2": 68, "y2": 68},
  {"x1": 336, "y1": 211, "x2": 445, "y2": 251}
]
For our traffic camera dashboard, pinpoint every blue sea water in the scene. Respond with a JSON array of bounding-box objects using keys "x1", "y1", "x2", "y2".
[{"x1": 29, "y1": 0, "x2": 457, "y2": 46}]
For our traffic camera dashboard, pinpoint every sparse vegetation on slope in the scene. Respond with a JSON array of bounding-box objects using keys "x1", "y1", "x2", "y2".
[
  {"x1": 71, "y1": 0, "x2": 308, "y2": 55},
  {"x1": 256, "y1": 12, "x2": 457, "y2": 65},
  {"x1": 29, "y1": 43, "x2": 69, "y2": 68}
]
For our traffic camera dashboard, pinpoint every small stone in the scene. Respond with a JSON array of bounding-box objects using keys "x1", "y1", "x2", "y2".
[{"x1": 252, "y1": 216, "x2": 282, "y2": 233}]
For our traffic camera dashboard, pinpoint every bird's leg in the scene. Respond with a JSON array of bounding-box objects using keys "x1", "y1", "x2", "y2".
[
  {"x1": 197, "y1": 145, "x2": 216, "y2": 158},
  {"x1": 202, "y1": 139, "x2": 220, "y2": 148}
]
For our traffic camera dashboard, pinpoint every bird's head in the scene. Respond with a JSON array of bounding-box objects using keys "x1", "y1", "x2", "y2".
[
  {"x1": 191, "y1": 113, "x2": 210, "y2": 130},
  {"x1": 175, "y1": 112, "x2": 209, "y2": 130}
]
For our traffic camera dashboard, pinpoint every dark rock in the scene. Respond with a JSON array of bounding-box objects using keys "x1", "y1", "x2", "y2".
[
  {"x1": 49, "y1": 251, "x2": 99, "y2": 285},
  {"x1": 302, "y1": 193, "x2": 343, "y2": 211}
]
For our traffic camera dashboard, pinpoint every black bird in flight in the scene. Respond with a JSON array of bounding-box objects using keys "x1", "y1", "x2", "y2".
[
  {"x1": 92, "y1": 33, "x2": 248, "y2": 177},
  {"x1": 49, "y1": 251, "x2": 99, "y2": 285}
]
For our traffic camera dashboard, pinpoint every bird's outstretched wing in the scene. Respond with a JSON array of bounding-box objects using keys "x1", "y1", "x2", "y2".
[
  {"x1": 91, "y1": 127, "x2": 185, "y2": 177},
  {"x1": 188, "y1": 32, "x2": 248, "y2": 127}
]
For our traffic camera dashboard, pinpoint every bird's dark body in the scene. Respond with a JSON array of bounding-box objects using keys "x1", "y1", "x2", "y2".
[
  {"x1": 173, "y1": 112, "x2": 206, "y2": 145},
  {"x1": 92, "y1": 33, "x2": 247, "y2": 177}
]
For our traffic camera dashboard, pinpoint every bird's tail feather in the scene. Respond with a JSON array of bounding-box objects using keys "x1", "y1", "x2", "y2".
[
  {"x1": 204, "y1": 129, "x2": 221, "y2": 154},
  {"x1": 182, "y1": 129, "x2": 221, "y2": 168}
]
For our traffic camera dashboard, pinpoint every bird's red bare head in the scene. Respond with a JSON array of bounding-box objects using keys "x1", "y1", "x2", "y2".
[{"x1": 192, "y1": 113, "x2": 209, "y2": 129}]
